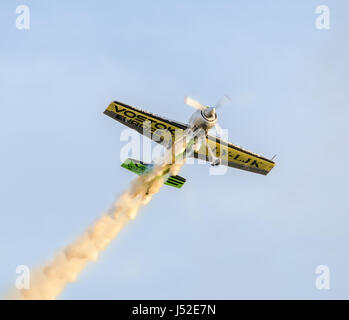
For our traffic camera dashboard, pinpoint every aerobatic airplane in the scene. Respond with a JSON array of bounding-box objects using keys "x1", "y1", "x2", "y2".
[{"x1": 104, "y1": 97, "x2": 275, "y2": 189}]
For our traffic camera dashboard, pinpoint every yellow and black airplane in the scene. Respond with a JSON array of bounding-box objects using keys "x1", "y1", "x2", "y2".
[{"x1": 104, "y1": 97, "x2": 275, "y2": 181}]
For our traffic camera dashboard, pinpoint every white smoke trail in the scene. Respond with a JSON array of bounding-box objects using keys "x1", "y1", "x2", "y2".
[
  {"x1": 12, "y1": 160, "x2": 183, "y2": 300},
  {"x1": 9, "y1": 128, "x2": 203, "y2": 300}
]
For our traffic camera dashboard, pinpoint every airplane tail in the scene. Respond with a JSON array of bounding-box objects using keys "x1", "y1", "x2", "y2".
[{"x1": 121, "y1": 158, "x2": 186, "y2": 189}]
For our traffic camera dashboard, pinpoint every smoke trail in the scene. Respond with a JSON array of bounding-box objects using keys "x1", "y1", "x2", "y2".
[
  {"x1": 8, "y1": 128, "x2": 204, "y2": 300},
  {"x1": 13, "y1": 160, "x2": 183, "y2": 300}
]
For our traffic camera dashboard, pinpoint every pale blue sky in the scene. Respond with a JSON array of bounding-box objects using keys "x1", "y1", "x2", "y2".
[{"x1": 1, "y1": 0, "x2": 348, "y2": 299}]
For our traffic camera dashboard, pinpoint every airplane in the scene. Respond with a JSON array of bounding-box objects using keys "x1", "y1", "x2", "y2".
[{"x1": 104, "y1": 97, "x2": 275, "y2": 190}]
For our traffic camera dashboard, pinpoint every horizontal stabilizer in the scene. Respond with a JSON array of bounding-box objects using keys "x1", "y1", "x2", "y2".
[
  {"x1": 121, "y1": 158, "x2": 152, "y2": 176},
  {"x1": 121, "y1": 158, "x2": 186, "y2": 189},
  {"x1": 164, "y1": 175, "x2": 186, "y2": 189}
]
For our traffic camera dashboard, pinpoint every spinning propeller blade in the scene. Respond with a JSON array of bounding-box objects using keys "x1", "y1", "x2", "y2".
[
  {"x1": 184, "y1": 96, "x2": 206, "y2": 110},
  {"x1": 214, "y1": 95, "x2": 232, "y2": 109}
]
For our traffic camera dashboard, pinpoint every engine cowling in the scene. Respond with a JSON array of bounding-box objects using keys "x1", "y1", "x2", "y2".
[{"x1": 189, "y1": 107, "x2": 217, "y2": 131}]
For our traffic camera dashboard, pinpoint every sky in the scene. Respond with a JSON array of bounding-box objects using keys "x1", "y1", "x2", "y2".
[{"x1": 0, "y1": 0, "x2": 348, "y2": 299}]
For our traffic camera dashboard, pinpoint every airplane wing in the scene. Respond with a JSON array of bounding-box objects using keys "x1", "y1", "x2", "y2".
[
  {"x1": 193, "y1": 134, "x2": 275, "y2": 175},
  {"x1": 104, "y1": 101, "x2": 188, "y2": 146}
]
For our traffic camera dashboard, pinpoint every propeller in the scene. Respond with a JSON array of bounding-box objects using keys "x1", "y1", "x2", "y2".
[
  {"x1": 214, "y1": 94, "x2": 232, "y2": 109},
  {"x1": 184, "y1": 96, "x2": 206, "y2": 110},
  {"x1": 184, "y1": 95, "x2": 231, "y2": 137},
  {"x1": 185, "y1": 95, "x2": 231, "y2": 110}
]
